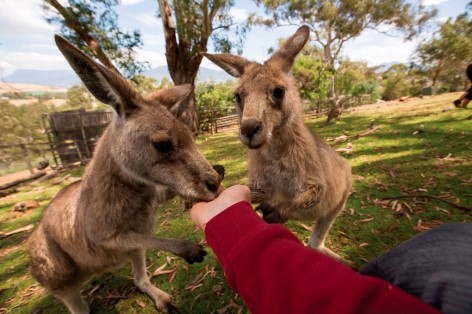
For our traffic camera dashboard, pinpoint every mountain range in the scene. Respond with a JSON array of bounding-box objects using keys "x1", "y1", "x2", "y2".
[{"x1": 4, "y1": 66, "x2": 233, "y2": 87}]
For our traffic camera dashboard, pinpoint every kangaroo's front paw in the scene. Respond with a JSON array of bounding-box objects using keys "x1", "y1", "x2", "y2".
[
  {"x1": 181, "y1": 242, "x2": 207, "y2": 264},
  {"x1": 257, "y1": 203, "x2": 282, "y2": 224}
]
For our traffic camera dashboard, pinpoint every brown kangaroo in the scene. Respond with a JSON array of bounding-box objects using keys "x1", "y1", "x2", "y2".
[
  {"x1": 205, "y1": 26, "x2": 352, "y2": 261},
  {"x1": 27, "y1": 36, "x2": 222, "y2": 314},
  {"x1": 326, "y1": 99, "x2": 344, "y2": 126}
]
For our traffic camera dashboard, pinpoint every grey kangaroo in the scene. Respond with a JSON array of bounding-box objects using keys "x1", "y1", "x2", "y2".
[
  {"x1": 205, "y1": 26, "x2": 352, "y2": 261},
  {"x1": 28, "y1": 36, "x2": 222, "y2": 314}
]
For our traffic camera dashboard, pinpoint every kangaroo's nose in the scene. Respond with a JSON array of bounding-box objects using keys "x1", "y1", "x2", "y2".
[
  {"x1": 212, "y1": 165, "x2": 225, "y2": 182},
  {"x1": 240, "y1": 118, "x2": 262, "y2": 141},
  {"x1": 205, "y1": 177, "x2": 218, "y2": 193}
]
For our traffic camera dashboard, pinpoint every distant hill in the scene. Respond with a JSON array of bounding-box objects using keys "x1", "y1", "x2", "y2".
[{"x1": 4, "y1": 66, "x2": 232, "y2": 88}]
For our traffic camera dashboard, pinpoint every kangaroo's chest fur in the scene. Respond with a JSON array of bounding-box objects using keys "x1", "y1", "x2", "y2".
[{"x1": 248, "y1": 120, "x2": 351, "y2": 218}]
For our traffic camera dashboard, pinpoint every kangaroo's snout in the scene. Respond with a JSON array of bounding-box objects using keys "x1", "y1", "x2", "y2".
[{"x1": 240, "y1": 118, "x2": 264, "y2": 148}]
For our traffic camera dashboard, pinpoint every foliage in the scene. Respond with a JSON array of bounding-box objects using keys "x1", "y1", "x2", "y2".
[
  {"x1": 63, "y1": 84, "x2": 94, "y2": 110},
  {"x1": 0, "y1": 93, "x2": 470, "y2": 313},
  {"x1": 0, "y1": 100, "x2": 52, "y2": 146},
  {"x1": 415, "y1": 10, "x2": 472, "y2": 88},
  {"x1": 157, "y1": 0, "x2": 248, "y2": 134},
  {"x1": 196, "y1": 81, "x2": 235, "y2": 133},
  {"x1": 293, "y1": 45, "x2": 332, "y2": 102},
  {"x1": 251, "y1": 0, "x2": 436, "y2": 98},
  {"x1": 380, "y1": 63, "x2": 430, "y2": 100},
  {"x1": 336, "y1": 60, "x2": 382, "y2": 100},
  {"x1": 381, "y1": 64, "x2": 410, "y2": 100},
  {"x1": 43, "y1": 0, "x2": 147, "y2": 79}
]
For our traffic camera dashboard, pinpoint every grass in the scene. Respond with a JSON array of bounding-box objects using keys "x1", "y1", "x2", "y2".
[{"x1": 0, "y1": 93, "x2": 470, "y2": 313}]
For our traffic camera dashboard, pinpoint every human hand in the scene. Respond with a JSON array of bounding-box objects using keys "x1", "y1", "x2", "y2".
[{"x1": 190, "y1": 185, "x2": 251, "y2": 230}]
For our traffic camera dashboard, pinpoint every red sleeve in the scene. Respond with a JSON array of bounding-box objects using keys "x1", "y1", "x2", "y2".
[{"x1": 205, "y1": 201, "x2": 441, "y2": 314}]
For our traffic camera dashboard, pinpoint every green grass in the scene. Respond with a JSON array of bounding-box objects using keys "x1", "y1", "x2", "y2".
[{"x1": 0, "y1": 93, "x2": 470, "y2": 313}]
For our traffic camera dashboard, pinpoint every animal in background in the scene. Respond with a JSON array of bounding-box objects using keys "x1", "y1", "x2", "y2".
[
  {"x1": 326, "y1": 98, "x2": 344, "y2": 126},
  {"x1": 28, "y1": 35, "x2": 222, "y2": 314},
  {"x1": 205, "y1": 26, "x2": 352, "y2": 262}
]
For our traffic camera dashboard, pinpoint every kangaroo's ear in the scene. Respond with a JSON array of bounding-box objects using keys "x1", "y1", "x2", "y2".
[
  {"x1": 266, "y1": 25, "x2": 310, "y2": 73},
  {"x1": 55, "y1": 35, "x2": 140, "y2": 117},
  {"x1": 144, "y1": 84, "x2": 192, "y2": 114},
  {"x1": 204, "y1": 53, "x2": 251, "y2": 78}
]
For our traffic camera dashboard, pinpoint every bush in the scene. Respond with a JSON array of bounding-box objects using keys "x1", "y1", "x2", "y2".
[{"x1": 196, "y1": 81, "x2": 236, "y2": 133}]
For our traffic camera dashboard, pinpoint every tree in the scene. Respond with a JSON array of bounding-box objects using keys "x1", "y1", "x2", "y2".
[
  {"x1": 63, "y1": 85, "x2": 94, "y2": 110},
  {"x1": 195, "y1": 81, "x2": 235, "y2": 133},
  {"x1": 292, "y1": 44, "x2": 332, "y2": 104},
  {"x1": 416, "y1": 11, "x2": 472, "y2": 88},
  {"x1": 336, "y1": 60, "x2": 381, "y2": 101},
  {"x1": 43, "y1": 0, "x2": 147, "y2": 79},
  {"x1": 251, "y1": 0, "x2": 436, "y2": 101},
  {"x1": 157, "y1": 0, "x2": 247, "y2": 135},
  {"x1": 380, "y1": 63, "x2": 410, "y2": 100}
]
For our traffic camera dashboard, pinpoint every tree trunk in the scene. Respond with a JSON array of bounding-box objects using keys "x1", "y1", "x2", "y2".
[
  {"x1": 431, "y1": 59, "x2": 444, "y2": 88},
  {"x1": 323, "y1": 42, "x2": 337, "y2": 106},
  {"x1": 157, "y1": 0, "x2": 200, "y2": 135}
]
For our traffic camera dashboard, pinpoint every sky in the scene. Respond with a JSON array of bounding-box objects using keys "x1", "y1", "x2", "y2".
[{"x1": 0, "y1": 0, "x2": 469, "y2": 78}]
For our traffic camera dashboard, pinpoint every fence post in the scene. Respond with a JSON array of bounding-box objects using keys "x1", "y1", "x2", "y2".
[
  {"x1": 79, "y1": 111, "x2": 91, "y2": 159},
  {"x1": 21, "y1": 144, "x2": 34, "y2": 175}
]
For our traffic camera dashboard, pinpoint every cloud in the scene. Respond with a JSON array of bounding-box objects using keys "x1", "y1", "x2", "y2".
[
  {"x1": 0, "y1": 50, "x2": 69, "y2": 76},
  {"x1": 121, "y1": 0, "x2": 146, "y2": 5},
  {"x1": 422, "y1": 0, "x2": 449, "y2": 5},
  {"x1": 0, "y1": 0, "x2": 55, "y2": 37},
  {"x1": 422, "y1": 0, "x2": 449, "y2": 6},
  {"x1": 135, "y1": 50, "x2": 167, "y2": 68},
  {"x1": 345, "y1": 35, "x2": 418, "y2": 66},
  {"x1": 127, "y1": 12, "x2": 161, "y2": 28},
  {"x1": 229, "y1": 8, "x2": 248, "y2": 22}
]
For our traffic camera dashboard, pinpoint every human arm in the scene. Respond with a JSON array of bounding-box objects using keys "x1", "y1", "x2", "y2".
[{"x1": 191, "y1": 186, "x2": 441, "y2": 314}]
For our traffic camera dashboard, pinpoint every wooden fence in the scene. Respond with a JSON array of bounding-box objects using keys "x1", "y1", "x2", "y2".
[
  {"x1": 214, "y1": 94, "x2": 372, "y2": 133},
  {"x1": 42, "y1": 109, "x2": 113, "y2": 166}
]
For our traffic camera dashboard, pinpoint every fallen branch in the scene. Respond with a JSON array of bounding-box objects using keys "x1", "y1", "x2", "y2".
[
  {"x1": 0, "y1": 188, "x2": 17, "y2": 198},
  {"x1": 335, "y1": 143, "x2": 353, "y2": 154},
  {"x1": 328, "y1": 126, "x2": 381, "y2": 146},
  {"x1": 0, "y1": 172, "x2": 46, "y2": 190},
  {"x1": 382, "y1": 195, "x2": 471, "y2": 211},
  {"x1": 0, "y1": 224, "x2": 34, "y2": 239}
]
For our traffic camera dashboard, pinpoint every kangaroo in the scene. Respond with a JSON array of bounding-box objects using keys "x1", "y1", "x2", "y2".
[
  {"x1": 27, "y1": 35, "x2": 222, "y2": 314},
  {"x1": 205, "y1": 26, "x2": 352, "y2": 261},
  {"x1": 326, "y1": 99, "x2": 344, "y2": 126}
]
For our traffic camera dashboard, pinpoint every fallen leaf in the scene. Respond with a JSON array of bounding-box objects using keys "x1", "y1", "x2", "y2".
[
  {"x1": 168, "y1": 270, "x2": 177, "y2": 283},
  {"x1": 359, "y1": 243, "x2": 369, "y2": 247},
  {"x1": 152, "y1": 263, "x2": 167, "y2": 277},
  {"x1": 298, "y1": 223, "x2": 313, "y2": 232},
  {"x1": 136, "y1": 299, "x2": 146, "y2": 308},
  {"x1": 186, "y1": 272, "x2": 206, "y2": 290},
  {"x1": 357, "y1": 217, "x2": 375, "y2": 223},
  {"x1": 88, "y1": 284, "x2": 101, "y2": 297}
]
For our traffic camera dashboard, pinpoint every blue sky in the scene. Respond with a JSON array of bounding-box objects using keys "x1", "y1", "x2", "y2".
[{"x1": 0, "y1": 0, "x2": 469, "y2": 77}]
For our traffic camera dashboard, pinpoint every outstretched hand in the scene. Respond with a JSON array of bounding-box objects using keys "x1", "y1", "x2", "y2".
[{"x1": 190, "y1": 185, "x2": 251, "y2": 230}]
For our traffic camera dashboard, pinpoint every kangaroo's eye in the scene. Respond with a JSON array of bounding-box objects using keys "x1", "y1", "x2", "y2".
[
  {"x1": 234, "y1": 93, "x2": 242, "y2": 103},
  {"x1": 153, "y1": 140, "x2": 173, "y2": 153},
  {"x1": 273, "y1": 87, "x2": 285, "y2": 100}
]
